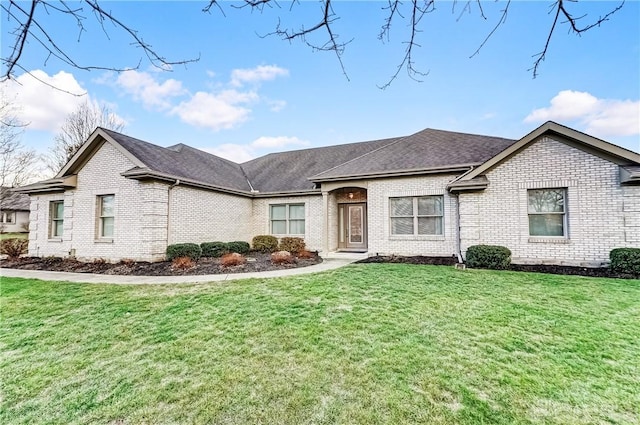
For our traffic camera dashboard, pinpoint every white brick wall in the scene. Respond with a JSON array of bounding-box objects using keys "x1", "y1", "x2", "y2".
[
  {"x1": 29, "y1": 142, "x2": 168, "y2": 262},
  {"x1": 168, "y1": 185, "x2": 253, "y2": 244},
  {"x1": 366, "y1": 175, "x2": 459, "y2": 257},
  {"x1": 459, "y1": 136, "x2": 639, "y2": 266}
]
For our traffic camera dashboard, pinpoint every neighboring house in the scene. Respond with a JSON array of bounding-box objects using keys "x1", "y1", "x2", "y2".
[
  {"x1": 16, "y1": 121, "x2": 640, "y2": 266},
  {"x1": 0, "y1": 187, "x2": 30, "y2": 234}
]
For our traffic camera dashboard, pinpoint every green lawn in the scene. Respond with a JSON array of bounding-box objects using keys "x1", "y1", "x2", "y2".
[
  {"x1": 2, "y1": 265, "x2": 639, "y2": 424},
  {"x1": 0, "y1": 232, "x2": 27, "y2": 240}
]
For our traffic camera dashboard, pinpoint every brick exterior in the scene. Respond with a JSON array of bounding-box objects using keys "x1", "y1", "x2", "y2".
[
  {"x1": 459, "y1": 136, "x2": 640, "y2": 266},
  {"x1": 27, "y1": 135, "x2": 639, "y2": 265}
]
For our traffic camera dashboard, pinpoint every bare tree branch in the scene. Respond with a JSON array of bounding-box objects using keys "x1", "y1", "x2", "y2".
[
  {"x1": 1, "y1": 0, "x2": 199, "y2": 81},
  {"x1": 530, "y1": 0, "x2": 625, "y2": 77},
  {"x1": 46, "y1": 101, "x2": 126, "y2": 175}
]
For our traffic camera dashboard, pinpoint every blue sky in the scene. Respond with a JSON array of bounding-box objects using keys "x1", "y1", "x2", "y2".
[{"x1": 2, "y1": 0, "x2": 639, "y2": 169}]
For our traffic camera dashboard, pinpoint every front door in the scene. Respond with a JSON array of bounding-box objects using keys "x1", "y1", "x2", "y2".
[{"x1": 339, "y1": 203, "x2": 367, "y2": 251}]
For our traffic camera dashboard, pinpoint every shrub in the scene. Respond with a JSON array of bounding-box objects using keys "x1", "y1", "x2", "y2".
[
  {"x1": 297, "y1": 249, "x2": 315, "y2": 259},
  {"x1": 271, "y1": 250, "x2": 294, "y2": 265},
  {"x1": 279, "y1": 237, "x2": 306, "y2": 254},
  {"x1": 120, "y1": 258, "x2": 135, "y2": 267},
  {"x1": 227, "y1": 241, "x2": 250, "y2": 255},
  {"x1": 172, "y1": 256, "x2": 196, "y2": 270},
  {"x1": 610, "y1": 248, "x2": 640, "y2": 275},
  {"x1": 0, "y1": 238, "x2": 28, "y2": 259},
  {"x1": 252, "y1": 235, "x2": 279, "y2": 253},
  {"x1": 201, "y1": 241, "x2": 229, "y2": 258},
  {"x1": 221, "y1": 252, "x2": 246, "y2": 267},
  {"x1": 166, "y1": 243, "x2": 202, "y2": 261},
  {"x1": 465, "y1": 245, "x2": 511, "y2": 270}
]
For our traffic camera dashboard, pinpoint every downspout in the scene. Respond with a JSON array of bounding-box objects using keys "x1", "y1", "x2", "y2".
[
  {"x1": 167, "y1": 179, "x2": 180, "y2": 246},
  {"x1": 453, "y1": 192, "x2": 464, "y2": 264}
]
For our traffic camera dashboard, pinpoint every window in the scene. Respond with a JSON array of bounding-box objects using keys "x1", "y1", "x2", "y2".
[
  {"x1": 98, "y1": 195, "x2": 115, "y2": 238},
  {"x1": 1, "y1": 212, "x2": 14, "y2": 223},
  {"x1": 50, "y1": 201, "x2": 64, "y2": 238},
  {"x1": 528, "y1": 188, "x2": 566, "y2": 237},
  {"x1": 390, "y1": 196, "x2": 444, "y2": 236},
  {"x1": 270, "y1": 204, "x2": 305, "y2": 235}
]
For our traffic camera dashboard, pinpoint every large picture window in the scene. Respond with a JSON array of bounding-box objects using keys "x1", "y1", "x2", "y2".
[
  {"x1": 528, "y1": 188, "x2": 566, "y2": 237},
  {"x1": 390, "y1": 196, "x2": 443, "y2": 236},
  {"x1": 50, "y1": 200, "x2": 64, "y2": 238},
  {"x1": 270, "y1": 204, "x2": 305, "y2": 235},
  {"x1": 98, "y1": 195, "x2": 115, "y2": 238}
]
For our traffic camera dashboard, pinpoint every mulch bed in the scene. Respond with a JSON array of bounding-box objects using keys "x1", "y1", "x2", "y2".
[
  {"x1": 0, "y1": 252, "x2": 322, "y2": 276},
  {"x1": 357, "y1": 255, "x2": 639, "y2": 279}
]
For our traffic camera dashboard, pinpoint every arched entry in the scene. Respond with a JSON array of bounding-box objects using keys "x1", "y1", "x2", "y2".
[{"x1": 334, "y1": 187, "x2": 367, "y2": 252}]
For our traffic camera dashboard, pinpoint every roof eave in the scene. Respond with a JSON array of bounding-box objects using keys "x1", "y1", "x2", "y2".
[
  {"x1": 309, "y1": 164, "x2": 477, "y2": 183},
  {"x1": 12, "y1": 175, "x2": 78, "y2": 194},
  {"x1": 121, "y1": 169, "x2": 254, "y2": 197}
]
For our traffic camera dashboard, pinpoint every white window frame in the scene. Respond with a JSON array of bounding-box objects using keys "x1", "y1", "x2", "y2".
[
  {"x1": 49, "y1": 200, "x2": 64, "y2": 238},
  {"x1": 389, "y1": 195, "x2": 444, "y2": 236},
  {"x1": 270, "y1": 203, "x2": 305, "y2": 236},
  {"x1": 1, "y1": 211, "x2": 15, "y2": 224},
  {"x1": 97, "y1": 194, "x2": 115, "y2": 239},
  {"x1": 527, "y1": 188, "x2": 567, "y2": 238}
]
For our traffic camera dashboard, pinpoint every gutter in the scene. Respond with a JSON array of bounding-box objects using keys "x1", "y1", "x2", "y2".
[{"x1": 309, "y1": 165, "x2": 477, "y2": 183}]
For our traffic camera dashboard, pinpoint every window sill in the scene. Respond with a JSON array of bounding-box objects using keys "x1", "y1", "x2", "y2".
[
  {"x1": 271, "y1": 234, "x2": 305, "y2": 237},
  {"x1": 47, "y1": 238, "x2": 63, "y2": 243},
  {"x1": 389, "y1": 235, "x2": 445, "y2": 241},
  {"x1": 94, "y1": 238, "x2": 114, "y2": 244},
  {"x1": 528, "y1": 237, "x2": 570, "y2": 244}
]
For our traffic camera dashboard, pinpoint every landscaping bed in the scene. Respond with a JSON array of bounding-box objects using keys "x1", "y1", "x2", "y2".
[
  {"x1": 358, "y1": 255, "x2": 639, "y2": 279},
  {"x1": 0, "y1": 251, "x2": 322, "y2": 276}
]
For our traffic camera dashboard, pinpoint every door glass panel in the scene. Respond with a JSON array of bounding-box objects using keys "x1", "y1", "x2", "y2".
[{"x1": 349, "y1": 206, "x2": 363, "y2": 243}]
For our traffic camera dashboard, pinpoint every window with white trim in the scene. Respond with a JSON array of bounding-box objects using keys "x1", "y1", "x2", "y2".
[
  {"x1": 527, "y1": 188, "x2": 567, "y2": 237},
  {"x1": 390, "y1": 196, "x2": 444, "y2": 236},
  {"x1": 270, "y1": 204, "x2": 305, "y2": 235},
  {"x1": 50, "y1": 201, "x2": 64, "y2": 238},
  {"x1": 97, "y1": 195, "x2": 115, "y2": 238},
  {"x1": 1, "y1": 212, "x2": 15, "y2": 223}
]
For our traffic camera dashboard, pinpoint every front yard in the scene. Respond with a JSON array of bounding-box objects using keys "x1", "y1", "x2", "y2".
[{"x1": 2, "y1": 264, "x2": 639, "y2": 424}]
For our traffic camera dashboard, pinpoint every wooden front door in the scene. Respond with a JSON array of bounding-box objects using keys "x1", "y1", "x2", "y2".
[{"x1": 338, "y1": 203, "x2": 367, "y2": 251}]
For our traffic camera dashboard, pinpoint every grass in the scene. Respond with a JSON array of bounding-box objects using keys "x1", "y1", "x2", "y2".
[
  {"x1": 0, "y1": 232, "x2": 27, "y2": 240},
  {"x1": 2, "y1": 264, "x2": 639, "y2": 424}
]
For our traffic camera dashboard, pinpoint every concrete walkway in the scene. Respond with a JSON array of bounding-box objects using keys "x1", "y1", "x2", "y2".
[{"x1": 0, "y1": 256, "x2": 361, "y2": 285}]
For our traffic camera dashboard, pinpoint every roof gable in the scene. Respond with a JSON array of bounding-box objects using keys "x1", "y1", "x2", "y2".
[{"x1": 452, "y1": 121, "x2": 640, "y2": 186}]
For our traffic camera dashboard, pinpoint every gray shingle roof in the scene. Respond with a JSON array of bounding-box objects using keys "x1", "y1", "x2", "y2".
[
  {"x1": 0, "y1": 187, "x2": 30, "y2": 210},
  {"x1": 310, "y1": 128, "x2": 517, "y2": 181},
  {"x1": 102, "y1": 129, "x2": 251, "y2": 192},
  {"x1": 241, "y1": 137, "x2": 400, "y2": 192},
  {"x1": 101, "y1": 127, "x2": 517, "y2": 194}
]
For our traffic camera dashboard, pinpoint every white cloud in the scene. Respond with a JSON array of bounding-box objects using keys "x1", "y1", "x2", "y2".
[
  {"x1": 231, "y1": 65, "x2": 289, "y2": 87},
  {"x1": 115, "y1": 70, "x2": 186, "y2": 109},
  {"x1": 251, "y1": 136, "x2": 309, "y2": 149},
  {"x1": 201, "y1": 144, "x2": 256, "y2": 163},
  {"x1": 267, "y1": 99, "x2": 287, "y2": 112},
  {"x1": 525, "y1": 90, "x2": 639, "y2": 137},
  {"x1": 1, "y1": 70, "x2": 86, "y2": 132},
  {"x1": 171, "y1": 91, "x2": 253, "y2": 130}
]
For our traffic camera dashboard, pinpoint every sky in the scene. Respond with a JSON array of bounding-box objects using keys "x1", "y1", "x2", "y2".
[{"x1": 1, "y1": 0, "x2": 639, "y2": 173}]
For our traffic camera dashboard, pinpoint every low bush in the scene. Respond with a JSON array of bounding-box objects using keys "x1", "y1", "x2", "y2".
[
  {"x1": 252, "y1": 235, "x2": 279, "y2": 253},
  {"x1": 166, "y1": 243, "x2": 202, "y2": 261},
  {"x1": 0, "y1": 238, "x2": 28, "y2": 259},
  {"x1": 172, "y1": 256, "x2": 196, "y2": 270},
  {"x1": 279, "y1": 237, "x2": 306, "y2": 254},
  {"x1": 201, "y1": 241, "x2": 228, "y2": 258},
  {"x1": 221, "y1": 253, "x2": 246, "y2": 267},
  {"x1": 465, "y1": 245, "x2": 511, "y2": 270},
  {"x1": 297, "y1": 250, "x2": 315, "y2": 259},
  {"x1": 610, "y1": 248, "x2": 640, "y2": 275},
  {"x1": 227, "y1": 241, "x2": 250, "y2": 255},
  {"x1": 271, "y1": 250, "x2": 294, "y2": 265}
]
